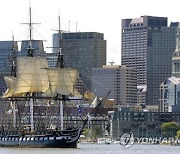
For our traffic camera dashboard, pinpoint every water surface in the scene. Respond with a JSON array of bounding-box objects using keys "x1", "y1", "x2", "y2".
[{"x1": 0, "y1": 143, "x2": 179, "y2": 154}]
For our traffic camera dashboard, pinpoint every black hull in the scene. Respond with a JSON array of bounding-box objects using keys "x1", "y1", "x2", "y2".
[
  {"x1": 0, "y1": 128, "x2": 81, "y2": 148},
  {"x1": 0, "y1": 138, "x2": 77, "y2": 148}
]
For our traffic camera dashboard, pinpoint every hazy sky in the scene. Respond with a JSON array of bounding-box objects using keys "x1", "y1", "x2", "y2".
[{"x1": 0, "y1": 0, "x2": 179, "y2": 64}]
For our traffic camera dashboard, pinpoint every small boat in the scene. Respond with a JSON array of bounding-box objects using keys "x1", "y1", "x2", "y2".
[{"x1": 105, "y1": 141, "x2": 111, "y2": 145}]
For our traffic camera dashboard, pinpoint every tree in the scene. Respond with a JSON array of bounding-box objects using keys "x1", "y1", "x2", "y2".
[
  {"x1": 176, "y1": 130, "x2": 180, "y2": 138},
  {"x1": 82, "y1": 129, "x2": 90, "y2": 138},
  {"x1": 91, "y1": 126, "x2": 103, "y2": 139},
  {"x1": 161, "y1": 122, "x2": 180, "y2": 138}
]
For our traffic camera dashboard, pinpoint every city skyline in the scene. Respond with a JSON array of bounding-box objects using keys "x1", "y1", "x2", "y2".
[{"x1": 0, "y1": 0, "x2": 180, "y2": 64}]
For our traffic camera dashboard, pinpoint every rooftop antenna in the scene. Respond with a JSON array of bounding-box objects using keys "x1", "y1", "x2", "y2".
[{"x1": 108, "y1": 60, "x2": 116, "y2": 65}]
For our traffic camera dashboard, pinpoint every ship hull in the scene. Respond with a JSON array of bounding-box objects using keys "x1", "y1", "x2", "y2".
[
  {"x1": 0, "y1": 128, "x2": 81, "y2": 148},
  {"x1": 0, "y1": 139, "x2": 78, "y2": 148}
]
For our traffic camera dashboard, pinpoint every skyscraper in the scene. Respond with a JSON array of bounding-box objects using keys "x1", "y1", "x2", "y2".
[
  {"x1": 53, "y1": 32, "x2": 106, "y2": 91},
  {"x1": 121, "y1": 16, "x2": 177, "y2": 105},
  {"x1": 0, "y1": 40, "x2": 47, "y2": 96},
  {"x1": 0, "y1": 41, "x2": 18, "y2": 95},
  {"x1": 172, "y1": 24, "x2": 180, "y2": 77},
  {"x1": 46, "y1": 52, "x2": 59, "y2": 68},
  {"x1": 91, "y1": 65, "x2": 137, "y2": 106},
  {"x1": 148, "y1": 22, "x2": 178, "y2": 105},
  {"x1": 160, "y1": 24, "x2": 180, "y2": 112},
  {"x1": 18, "y1": 40, "x2": 46, "y2": 57}
]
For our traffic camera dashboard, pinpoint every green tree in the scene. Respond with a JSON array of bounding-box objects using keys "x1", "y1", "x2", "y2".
[
  {"x1": 176, "y1": 130, "x2": 180, "y2": 138},
  {"x1": 82, "y1": 129, "x2": 90, "y2": 138},
  {"x1": 91, "y1": 126, "x2": 103, "y2": 139},
  {"x1": 161, "y1": 122, "x2": 180, "y2": 138}
]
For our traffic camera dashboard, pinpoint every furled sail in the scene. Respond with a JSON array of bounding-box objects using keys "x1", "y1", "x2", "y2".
[{"x1": 44, "y1": 68, "x2": 81, "y2": 98}]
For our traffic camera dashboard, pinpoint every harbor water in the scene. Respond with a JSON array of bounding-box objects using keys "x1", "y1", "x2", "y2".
[{"x1": 0, "y1": 143, "x2": 179, "y2": 154}]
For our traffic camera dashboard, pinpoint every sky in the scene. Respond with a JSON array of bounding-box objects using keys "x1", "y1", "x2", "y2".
[{"x1": 0, "y1": 0, "x2": 180, "y2": 64}]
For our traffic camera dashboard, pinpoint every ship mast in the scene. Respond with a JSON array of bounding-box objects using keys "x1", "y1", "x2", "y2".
[
  {"x1": 11, "y1": 33, "x2": 16, "y2": 77},
  {"x1": 14, "y1": 4, "x2": 39, "y2": 133},
  {"x1": 28, "y1": 6, "x2": 33, "y2": 57},
  {"x1": 11, "y1": 33, "x2": 17, "y2": 129},
  {"x1": 22, "y1": 5, "x2": 40, "y2": 57},
  {"x1": 24, "y1": 4, "x2": 40, "y2": 133},
  {"x1": 29, "y1": 6, "x2": 34, "y2": 133},
  {"x1": 22, "y1": 5, "x2": 36, "y2": 132},
  {"x1": 56, "y1": 14, "x2": 64, "y2": 131},
  {"x1": 56, "y1": 15, "x2": 64, "y2": 68}
]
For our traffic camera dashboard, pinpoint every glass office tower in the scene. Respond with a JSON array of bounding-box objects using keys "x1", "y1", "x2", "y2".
[
  {"x1": 122, "y1": 16, "x2": 177, "y2": 105},
  {"x1": 53, "y1": 32, "x2": 106, "y2": 91}
]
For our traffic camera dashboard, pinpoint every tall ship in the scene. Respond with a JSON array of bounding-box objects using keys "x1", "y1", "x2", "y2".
[{"x1": 0, "y1": 6, "x2": 110, "y2": 148}]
